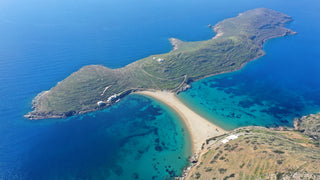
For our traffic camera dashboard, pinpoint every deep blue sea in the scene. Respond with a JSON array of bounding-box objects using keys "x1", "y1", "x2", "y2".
[
  {"x1": 0, "y1": 0, "x2": 319, "y2": 179},
  {"x1": 178, "y1": 0, "x2": 320, "y2": 130}
]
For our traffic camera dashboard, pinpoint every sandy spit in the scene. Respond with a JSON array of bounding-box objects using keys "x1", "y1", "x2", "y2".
[{"x1": 135, "y1": 90, "x2": 227, "y2": 153}]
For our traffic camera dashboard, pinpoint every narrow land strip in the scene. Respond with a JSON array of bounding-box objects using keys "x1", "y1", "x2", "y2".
[{"x1": 135, "y1": 90, "x2": 227, "y2": 153}]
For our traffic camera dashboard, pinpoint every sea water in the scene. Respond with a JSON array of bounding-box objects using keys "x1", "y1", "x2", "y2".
[
  {"x1": 0, "y1": 0, "x2": 319, "y2": 179},
  {"x1": 178, "y1": 0, "x2": 320, "y2": 130},
  {"x1": 6, "y1": 95, "x2": 191, "y2": 180}
]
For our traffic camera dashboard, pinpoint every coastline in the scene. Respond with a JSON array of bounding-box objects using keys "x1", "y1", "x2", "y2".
[
  {"x1": 25, "y1": 8, "x2": 298, "y2": 120},
  {"x1": 135, "y1": 90, "x2": 227, "y2": 153}
]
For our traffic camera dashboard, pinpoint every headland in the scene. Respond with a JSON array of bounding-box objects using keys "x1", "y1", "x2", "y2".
[
  {"x1": 24, "y1": 8, "x2": 297, "y2": 120},
  {"x1": 20, "y1": 6, "x2": 320, "y2": 180},
  {"x1": 182, "y1": 115, "x2": 320, "y2": 179}
]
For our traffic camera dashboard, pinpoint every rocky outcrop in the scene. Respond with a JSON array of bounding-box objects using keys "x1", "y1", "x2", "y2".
[
  {"x1": 294, "y1": 112, "x2": 320, "y2": 141},
  {"x1": 169, "y1": 38, "x2": 183, "y2": 51}
]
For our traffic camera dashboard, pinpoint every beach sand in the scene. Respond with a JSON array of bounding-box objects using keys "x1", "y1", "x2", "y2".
[{"x1": 135, "y1": 91, "x2": 227, "y2": 153}]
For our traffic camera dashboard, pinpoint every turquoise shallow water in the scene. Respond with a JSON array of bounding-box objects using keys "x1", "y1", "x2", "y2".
[
  {"x1": 0, "y1": 0, "x2": 320, "y2": 179},
  {"x1": 178, "y1": 1, "x2": 320, "y2": 130},
  {"x1": 1, "y1": 95, "x2": 191, "y2": 179}
]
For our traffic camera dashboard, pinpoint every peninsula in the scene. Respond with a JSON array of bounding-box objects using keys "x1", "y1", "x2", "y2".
[
  {"x1": 136, "y1": 91, "x2": 227, "y2": 152},
  {"x1": 25, "y1": 8, "x2": 296, "y2": 120},
  {"x1": 24, "y1": 8, "x2": 320, "y2": 180}
]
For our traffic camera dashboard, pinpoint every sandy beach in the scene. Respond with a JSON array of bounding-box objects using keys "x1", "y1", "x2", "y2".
[{"x1": 135, "y1": 91, "x2": 227, "y2": 153}]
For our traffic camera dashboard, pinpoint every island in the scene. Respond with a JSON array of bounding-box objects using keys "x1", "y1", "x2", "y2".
[
  {"x1": 24, "y1": 7, "x2": 320, "y2": 180},
  {"x1": 25, "y1": 8, "x2": 296, "y2": 120}
]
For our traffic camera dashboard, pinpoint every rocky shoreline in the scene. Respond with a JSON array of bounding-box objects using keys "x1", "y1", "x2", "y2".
[
  {"x1": 294, "y1": 112, "x2": 320, "y2": 141},
  {"x1": 26, "y1": 28, "x2": 295, "y2": 120},
  {"x1": 25, "y1": 89, "x2": 134, "y2": 120},
  {"x1": 169, "y1": 38, "x2": 183, "y2": 51},
  {"x1": 25, "y1": 8, "x2": 298, "y2": 120}
]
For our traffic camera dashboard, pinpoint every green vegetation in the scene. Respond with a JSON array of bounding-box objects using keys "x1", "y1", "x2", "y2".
[
  {"x1": 186, "y1": 127, "x2": 320, "y2": 180},
  {"x1": 25, "y1": 8, "x2": 296, "y2": 119}
]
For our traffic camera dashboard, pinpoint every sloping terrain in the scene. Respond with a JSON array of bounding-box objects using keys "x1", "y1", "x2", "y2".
[
  {"x1": 25, "y1": 8, "x2": 297, "y2": 119},
  {"x1": 186, "y1": 127, "x2": 320, "y2": 180},
  {"x1": 294, "y1": 113, "x2": 320, "y2": 141}
]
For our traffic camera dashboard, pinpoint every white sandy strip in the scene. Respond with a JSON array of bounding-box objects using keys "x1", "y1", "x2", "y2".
[{"x1": 135, "y1": 91, "x2": 227, "y2": 153}]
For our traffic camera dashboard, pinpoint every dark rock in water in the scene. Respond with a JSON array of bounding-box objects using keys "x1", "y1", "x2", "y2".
[
  {"x1": 280, "y1": 119, "x2": 289, "y2": 124},
  {"x1": 168, "y1": 169, "x2": 177, "y2": 177},
  {"x1": 238, "y1": 100, "x2": 254, "y2": 108},
  {"x1": 155, "y1": 145, "x2": 163, "y2": 152},
  {"x1": 132, "y1": 173, "x2": 139, "y2": 179},
  {"x1": 112, "y1": 165, "x2": 123, "y2": 176}
]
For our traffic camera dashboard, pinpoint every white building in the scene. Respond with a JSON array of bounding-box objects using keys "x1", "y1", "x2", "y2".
[
  {"x1": 157, "y1": 58, "x2": 164, "y2": 62},
  {"x1": 221, "y1": 134, "x2": 239, "y2": 144},
  {"x1": 107, "y1": 94, "x2": 118, "y2": 103},
  {"x1": 97, "y1": 101, "x2": 106, "y2": 106}
]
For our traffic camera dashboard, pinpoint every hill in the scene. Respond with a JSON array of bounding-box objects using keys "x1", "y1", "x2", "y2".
[
  {"x1": 184, "y1": 127, "x2": 320, "y2": 180},
  {"x1": 25, "y1": 8, "x2": 297, "y2": 119}
]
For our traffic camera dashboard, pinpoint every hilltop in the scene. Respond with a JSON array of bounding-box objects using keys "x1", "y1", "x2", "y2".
[
  {"x1": 184, "y1": 126, "x2": 320, "y2": 180},
  {"x1": 25, "y1": 8, "x2": 297, "y2": 119}
]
